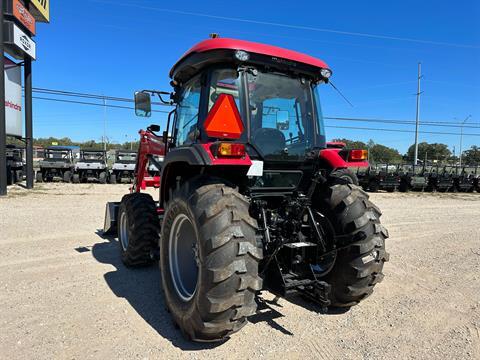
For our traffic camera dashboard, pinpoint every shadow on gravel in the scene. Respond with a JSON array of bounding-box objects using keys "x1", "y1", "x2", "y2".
[
  {"x1": 91, "y1": 230, "x2": 343, "y2": 345},
  {"x1": 91, "y1": 231, "x2": 221, "y2": 351}
]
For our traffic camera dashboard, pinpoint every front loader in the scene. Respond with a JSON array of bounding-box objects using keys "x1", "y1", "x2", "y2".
[{"x1": 104, "y1": 37, "x2": 389, "y2": 342}]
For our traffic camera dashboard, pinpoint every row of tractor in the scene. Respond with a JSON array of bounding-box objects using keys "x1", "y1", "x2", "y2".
[
  {"x1": 355, "y1": 163, "x2": 480, "y2": 193},
  {"x1": 35, "y1": 147, "x2": 160, "y2": 184}
]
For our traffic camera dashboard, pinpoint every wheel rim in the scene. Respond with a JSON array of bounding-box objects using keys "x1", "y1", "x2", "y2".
[
  {"x1": 169, "y1": 214, "x2": 199, "y2": 302},
  {"x1": 119, "y1": 211, "x2": 129, "y2": 251}
]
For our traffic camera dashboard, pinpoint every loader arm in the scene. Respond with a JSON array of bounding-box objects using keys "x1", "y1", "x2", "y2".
[{"x1": 132, "y1": 129, "x2": 166, "y2": 193}]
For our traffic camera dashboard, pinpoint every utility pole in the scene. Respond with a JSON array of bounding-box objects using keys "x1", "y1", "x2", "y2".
[
  {"x1": 459, "y1": 115, "x2": 472, "y2": 167},
  {"x1": 0, "y1": 1, "x2": 7, "y2": 196},
  {"x1": 413, "y1": 62, "x2": 422, "y2": 165},
  {"x1": 103, "y1": 96, "x2": 107, "y2": 151}
]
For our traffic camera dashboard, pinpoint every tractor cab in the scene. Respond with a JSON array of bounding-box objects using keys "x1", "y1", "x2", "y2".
[{"x1": 135, "y1": 38, "x2": 368, "y2": 204}]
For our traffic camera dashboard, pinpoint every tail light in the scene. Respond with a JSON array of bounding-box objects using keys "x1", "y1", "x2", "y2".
[
  {"x1": 349, "y1": 149, "x2": 368, "y2": 161},
  {"x1": 211, "y1": 143, "x2": 246, "y2": 158}
]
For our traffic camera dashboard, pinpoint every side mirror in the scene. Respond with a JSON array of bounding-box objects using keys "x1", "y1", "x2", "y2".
[
  {"x1": 134, "y1": 91, "x2": 152, "y2": 117},
  {"x1": 276, "y1": 110, "x2": 290, "y2": 131}
]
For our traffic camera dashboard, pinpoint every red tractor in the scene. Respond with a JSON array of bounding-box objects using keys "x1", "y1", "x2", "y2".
[{"x1": 104, "y1": 37, "x2": 389, "y2": 342}]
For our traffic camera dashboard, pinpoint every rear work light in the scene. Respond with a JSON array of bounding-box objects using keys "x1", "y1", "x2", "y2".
[
  {"x1": 212, "y1": 143, "x2": 246, "y2": 158},
  {"x1": 349, "y1": 149, "x2": 368, "y2": 161}
]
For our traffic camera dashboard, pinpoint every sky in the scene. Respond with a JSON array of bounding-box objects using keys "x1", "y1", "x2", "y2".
[{"x1": 23, "y1": 0, "x2": 480, "y2": 154}]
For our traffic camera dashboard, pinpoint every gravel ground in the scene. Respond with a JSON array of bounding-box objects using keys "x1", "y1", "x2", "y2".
[{"x1": 1, "y1": 183, "x2": 479, "y2": 360}]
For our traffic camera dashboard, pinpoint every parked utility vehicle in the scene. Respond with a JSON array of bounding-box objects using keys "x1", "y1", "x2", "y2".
[
  {"x1": 104, "y1": 37, "x2": 389, "y2": 342},
  {"x1": 36, "y1": 147, "x2": 74, "y2": 183},
  {"x1": 110, "y1": 150, "x2": 137, "y2": 184},
  {"x1": 74, "y1": 149, "x2": 108, "y2": 183},
  {"x1": 6, "y1": 145, "x2": 24, "y2": 185}
]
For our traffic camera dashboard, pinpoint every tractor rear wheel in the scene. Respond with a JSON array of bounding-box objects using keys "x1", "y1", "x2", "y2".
[
  {"x1": 160, "y1": 176, "x2": 263, "y2": 342},
  {"x1": 117, "y1": 193, "x2": 160, "y2": 267},
  {"x1": 315, "y1": 183, "x2": 389, "y2": 307}
]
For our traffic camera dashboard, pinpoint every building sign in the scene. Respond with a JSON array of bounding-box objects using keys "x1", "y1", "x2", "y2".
[
  {"x1": 4, "y1": 0, "x2": 36, "y2": 35},
  {"x1": 4, "y1": 59, "x2": 22, "y2": 137},
  {"x1": 14, "y1": 0, "x2": 36, "y2": 34},
  {"x1": 3, "y1": 21, "x2": 37, "y2": 60},
  {"x1": 29, "y1": 0, "x2": 49, "y2": 23}
]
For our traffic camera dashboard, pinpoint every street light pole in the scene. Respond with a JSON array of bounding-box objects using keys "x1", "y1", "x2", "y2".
[{"x1": 459, "y1": 115, "x2": 472, "y2": 167}]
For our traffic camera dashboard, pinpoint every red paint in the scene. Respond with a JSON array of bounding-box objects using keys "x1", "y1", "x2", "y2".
[
  {"x1": 320, "y1": 149, "x2": 368, "y2": 169},
  {"x1": 200, "y1": 143, "x2": 252, "y2": 166},
  {"x1": 140, "y1": 176, "x2": 161, "y2": 190},
  {"x1": 133, "y1": 129, "x2": 166, "y2": 193},
  {"x1": 172, "y1": 38, "x2": 330, "y2": 76},
  {"x1": 204, "y1": 94, "x2": 244, "y2": 139}
]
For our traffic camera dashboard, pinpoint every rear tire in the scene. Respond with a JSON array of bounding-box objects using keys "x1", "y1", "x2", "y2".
[
  {"x1": 117, "y1": 193, "x2": 160, "y2": 267},
  {"x1": 36, "y1": 171, "x2": 43, "y2": 183},
  {"x1": 72, "y1": 174, "x2": 80, "y2": 183},
  {"x1": 314, "y1": 183, "x2": 389, "y2": 307},
  {"x1": 6, "y1": 166, "x2": 13, "y2": 185},
  {"x1": 160, "y1": 176, "x2": 263, "y2": 342},
  {"x1": 110, "y1": 174, "x2": 117, "y2": 184},
  {"x1": 399, "y1": 180, "x2": 409, "y2": 192},
  {"x1": 63, "y1": 171, "x2": 72, "y2": 183},
  {"x1": 368, "y1": 179, "x2": 379, "y2": 192}
]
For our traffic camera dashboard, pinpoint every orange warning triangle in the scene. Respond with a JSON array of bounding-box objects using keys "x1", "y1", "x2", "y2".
[{"x1": 204, "y1": 94, "x2": 244, "y2": 139}]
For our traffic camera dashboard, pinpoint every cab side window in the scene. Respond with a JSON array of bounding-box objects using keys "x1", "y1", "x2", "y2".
[{"x1": 175, "y1": 76, "x2": 201, "y2": 146}]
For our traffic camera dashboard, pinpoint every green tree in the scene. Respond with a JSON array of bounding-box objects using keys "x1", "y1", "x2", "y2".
[
  {"x1": 462, "y1": 145, "x2": 480, "y2": 164},
  {"x1": 330, "y1": 138, "x2": 367, "y2": 149},
  {"x1": 406, "y1": 142, "x2": 451, "y2": 162},
  {"x1": 368, "y1": 142, "x2": 402, "y2": 163}
]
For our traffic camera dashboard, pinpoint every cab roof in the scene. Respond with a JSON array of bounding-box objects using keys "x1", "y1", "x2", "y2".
[{"x1": 170, "y1": 38, "x2": 330, "y2": 82}]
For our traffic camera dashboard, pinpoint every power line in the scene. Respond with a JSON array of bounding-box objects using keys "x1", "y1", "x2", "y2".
[
  {"x1": 29, "y1": 87, "x2": 172, "y2": 107},
  {"x1": 326, "y1": 125, "x2": 480, "y2": 137},
  {"x1": 29, "y1": 87, "x2": 480, "y2": 137},
  {"x1": 32, "y1": 96, "x2": 171, "y2": 114},
  {"x1": 89, "y1": 0, "x2": 480, "y2": 49},
  {"x1": 32, "y1": 86, "x2": 478, "y2": 129},
  {"x1": 325, "y1": 117, "x2": 480, "y2": 129}
]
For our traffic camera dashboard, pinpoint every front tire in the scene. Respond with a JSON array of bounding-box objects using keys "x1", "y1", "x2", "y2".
[
  {"x1": 99, "y1": 171, "x2": 107, "y2": 184},
  {"x1": 117, "y1": 193, "x2": 160, "y2": 267},
  {"x1": 315, "y1": 183, "x2": 389, "y2": 307},
  {"x1": 160, "y1": 177, "x2": 263, "y2": 342}
]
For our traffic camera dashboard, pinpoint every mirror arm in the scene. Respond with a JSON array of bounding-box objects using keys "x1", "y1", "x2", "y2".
[{"x1": 141, "y1": 89, "x2": 175, "y2": 105}]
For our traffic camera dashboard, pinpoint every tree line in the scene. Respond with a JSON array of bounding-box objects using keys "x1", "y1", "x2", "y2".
[{"x1": 7, "y1": 136, "x2": 139, "y2": 151}]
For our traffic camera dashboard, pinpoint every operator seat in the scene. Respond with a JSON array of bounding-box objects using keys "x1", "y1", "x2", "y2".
[{"x1": 252, "y1": 128, "x2": 286, "y2": 156}]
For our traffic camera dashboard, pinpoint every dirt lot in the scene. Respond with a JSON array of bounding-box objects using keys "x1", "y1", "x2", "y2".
[{"x1": 1, "y1": 183, "x2": 479, "y2": 359}]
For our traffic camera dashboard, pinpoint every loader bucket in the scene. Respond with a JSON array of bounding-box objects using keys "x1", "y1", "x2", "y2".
[{"x1": 103, "y1": 202, "x2": 120, "y2": 235}]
